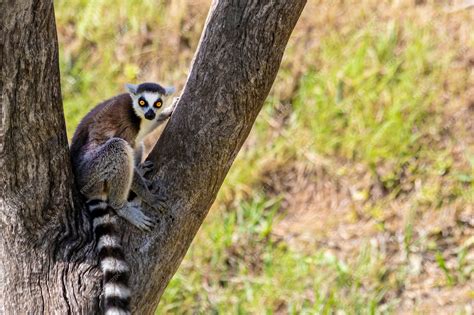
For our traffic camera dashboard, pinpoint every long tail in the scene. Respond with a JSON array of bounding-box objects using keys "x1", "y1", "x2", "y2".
[{"x1": 87, "y1": 199, "x2": 131, "y2": 315}]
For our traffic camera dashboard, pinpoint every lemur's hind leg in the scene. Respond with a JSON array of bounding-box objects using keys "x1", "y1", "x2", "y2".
[
  {"x1": 102, "y1": 138, "x2": 134, "y2": 209},
  {"x1": 78, "y1": 138, "x2": 132, "y2": 200},
  {"x1": 79, "y1": 138, "x2": 154, "y2": 230},
  {"x1": 103, "y1": 138, "x2": 155, "y2": 231}
]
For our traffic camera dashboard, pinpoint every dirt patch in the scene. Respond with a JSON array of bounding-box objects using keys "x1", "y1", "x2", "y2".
[{"x1": 258, "y1": 147, "x2": 473, "y2": 312}]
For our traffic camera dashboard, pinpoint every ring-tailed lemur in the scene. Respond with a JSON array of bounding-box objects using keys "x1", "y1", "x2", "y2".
[{"x1": 70, "y1": 82, "x2": 178, "y2": 315}]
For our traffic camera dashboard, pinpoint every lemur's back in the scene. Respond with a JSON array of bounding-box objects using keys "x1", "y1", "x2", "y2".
[{"x1": 70, "y1": 93, "x2": 141, "y2": 168}]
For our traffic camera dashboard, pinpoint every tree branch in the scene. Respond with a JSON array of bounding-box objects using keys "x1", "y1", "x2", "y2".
[{"x1": 128, "y1": 0, "x2": 307, "y2": 312}]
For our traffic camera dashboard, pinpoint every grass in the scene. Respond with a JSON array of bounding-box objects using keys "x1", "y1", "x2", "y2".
[
  {"x1": 157, "y1": 194, "x2": 394, "y2": 314},
  {"x1": 55, "y1": 0, "x2": 473, "y2": 313}
]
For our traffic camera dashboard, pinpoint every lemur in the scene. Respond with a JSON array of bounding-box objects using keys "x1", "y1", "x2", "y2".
[{"x1": 70, "y1": 82, "x2": 178, "y2": 315}]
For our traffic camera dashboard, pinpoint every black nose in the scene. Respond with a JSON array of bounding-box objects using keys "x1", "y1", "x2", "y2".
[{"x1": 144, "y1": 110, "x2": 155, "y2": 120}]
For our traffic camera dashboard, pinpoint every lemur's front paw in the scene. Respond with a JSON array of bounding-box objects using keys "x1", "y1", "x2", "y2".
[
  {"x1": 137, "y1": 160, "x2": 154, "y2": 176},
  {"x1": 117, "y1": 202, "x2": 155, "y2": 231},
  {"x1": 171, "y1": 96, "x2": 180, "y2": 108},
  {"x1": 166, "y1": 97, "x2": 179, "y2": 117}
]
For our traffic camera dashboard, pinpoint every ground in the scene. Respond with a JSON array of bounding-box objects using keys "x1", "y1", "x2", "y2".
[{"x1": 56, "y1": 0, "x2": 473, "y2": 313}]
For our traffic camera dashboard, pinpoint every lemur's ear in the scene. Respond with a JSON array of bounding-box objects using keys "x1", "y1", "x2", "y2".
[
  {"x1": 125, "y1": 83, "x2": 138, "y2": 95},
  {"x1": 164, "y1": 86, "x2": 176, "y2": 96}
]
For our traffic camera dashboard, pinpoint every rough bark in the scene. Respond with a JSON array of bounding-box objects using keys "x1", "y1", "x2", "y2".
[
  {"x1": 0, "y1": 1, "x2": 97, "y2": 313},
  {"x1": 0, "y1": 0, "x2": 306, "y2": 314}
]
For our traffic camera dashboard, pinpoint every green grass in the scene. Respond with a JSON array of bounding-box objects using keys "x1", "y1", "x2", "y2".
[
  {"x1": 158, "y1": 193, "x2": 394, "y2": 314},
  {"x1": 295, "y1": 24, "x2": 434, "y2": 164},
  {"x1": 56, "y1": 1, "x2": 473, "y2": 313}
]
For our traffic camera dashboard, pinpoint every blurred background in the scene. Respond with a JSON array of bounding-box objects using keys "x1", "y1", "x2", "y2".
[{"x1": 56, "y1": 0, "x2": 473, "y2": 313}]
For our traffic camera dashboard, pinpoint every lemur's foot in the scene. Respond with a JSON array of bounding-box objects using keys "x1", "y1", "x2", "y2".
[
  {"x1": 141, "y1": 192, "x2": 168, "y2": 214},
  {"x1": 116, "y1": 201, "x2": 155, "y2": 231}
]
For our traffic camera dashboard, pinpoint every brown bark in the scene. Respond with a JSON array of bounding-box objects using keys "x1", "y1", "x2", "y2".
[{"x1": 0, "y1": 0, "x2": 306, "y2": 314}]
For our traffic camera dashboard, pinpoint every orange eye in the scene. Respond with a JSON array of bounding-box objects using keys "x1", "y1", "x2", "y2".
[
  {"x1": 139, "y1": 99, "x2": 146, "y2": 106},
  {"x1": 155, "y1": 101, "x2": 162, "y2": 108}
]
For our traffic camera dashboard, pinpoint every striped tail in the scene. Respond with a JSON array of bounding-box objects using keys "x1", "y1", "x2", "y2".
[{"x1": 87, "y1": 199, "x2": 131, "y2": 315}]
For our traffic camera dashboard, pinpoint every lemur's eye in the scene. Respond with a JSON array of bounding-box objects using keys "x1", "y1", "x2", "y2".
[
  {"x1": 154, "y1": 100, "x2": 162, "y2": 108},
  {"x1": 138, "y1": 99, "x2": 146, "y2": 106}
]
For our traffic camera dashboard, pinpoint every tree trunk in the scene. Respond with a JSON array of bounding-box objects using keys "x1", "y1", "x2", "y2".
[{"x1": 0, "y1": 0, "x2": 306, "y2": 313}]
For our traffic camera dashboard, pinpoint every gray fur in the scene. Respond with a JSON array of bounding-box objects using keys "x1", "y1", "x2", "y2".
[
  {"x1": 125, "y1": 83, "x2": 138, "y2": 95},
  {"x1": 73, "y1": 86, "x2": 179, "y2": 220},
  {"x1": 77, "y1": 137, "x2": 153, "y2": 229},
  {"x1": 70, "y1": 82, "x2": 178, "y2": 314},
  {"x1": 164, "y1": 86, "x2": 176, "y2": 95}
]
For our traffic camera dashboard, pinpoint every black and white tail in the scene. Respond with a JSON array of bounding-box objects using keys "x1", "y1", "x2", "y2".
[{"x1": 87, "y1": 199, "x2": 131, "y2": 315}]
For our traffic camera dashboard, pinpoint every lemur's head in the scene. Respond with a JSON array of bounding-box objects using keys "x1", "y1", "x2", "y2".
[{"x1": 126, "y1": 82, "x2": 175, "y2": 120}]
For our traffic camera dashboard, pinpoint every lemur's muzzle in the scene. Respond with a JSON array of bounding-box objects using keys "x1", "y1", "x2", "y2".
[{"x1": 144, "y1": 110, "x2": 156, "y2": 120}]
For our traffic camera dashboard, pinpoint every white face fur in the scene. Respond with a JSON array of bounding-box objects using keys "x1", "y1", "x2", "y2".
[{"x1": 126, "y1": 84, "x2": 175, "y2": 121}]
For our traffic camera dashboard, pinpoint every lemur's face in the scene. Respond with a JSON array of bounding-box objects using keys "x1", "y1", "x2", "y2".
[
  {"x1": 131, "y1": 92, "x2": 164, "y2": 120},
  {"x1": 126, "y1": 83, "x2": 175, "y2": 121}
]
